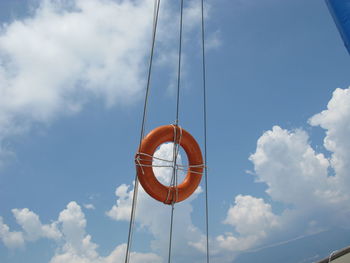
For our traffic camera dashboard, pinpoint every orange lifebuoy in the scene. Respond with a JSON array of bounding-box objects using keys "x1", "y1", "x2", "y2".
[{"x1": 135, "y1": 125, "x2": 204, "y2": 204}]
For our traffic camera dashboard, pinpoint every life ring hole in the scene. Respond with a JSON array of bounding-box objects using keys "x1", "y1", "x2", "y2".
[{"x1": 152, "y1": 142, "x2": 189, "y2": 186}]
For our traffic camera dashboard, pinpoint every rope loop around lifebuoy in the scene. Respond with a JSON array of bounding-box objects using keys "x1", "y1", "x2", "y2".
[
  {"x1": 135, "y1": 125, "x2": 204, "y2": 204},
  {"x1": 164, "y1": 124, "x2": 183, "y2": 204}
]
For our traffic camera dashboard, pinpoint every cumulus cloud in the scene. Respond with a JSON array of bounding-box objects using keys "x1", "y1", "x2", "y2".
[
  {"x1": 224, "y1": 195, "x2": 279, "y2": 235},
  {"x1": 188, "y1": 195, "x2": 281, "y2": 262},
  {"x1": 0, "y1": 207, "x2": 60, "y2": 249},
  {"x1": 0, "y1": 0, "x2": 154, "y2": 137},
  {"x1": 0, "y1": 216, "x2": 24, "y2": 249},
  {"x1": 218, "y1": 195, "x2": 280, "y2": 251},
  {"x1": 51, "y1": 201, "x2": 161, "y2": 263},
  {"x1": 1, "y1": 201, "x2": 161, "y2": 262},
  {"x1": 243, "y1": 87, "x2": 350, "y2": 247},
  {"x1": 12, "y1": 208, "x2": 61, "y2": 241},
  {"x1": 0, "y1": 0, "x2": 160, "y2": 167},
  {"x1": 56, "y1": 201, "x2": 96, "y2": 258},
  {"x1": 106, "y1": 183, "x2": 132, "y2": 221},
  {"x1": 309, "y1": 88, "x2": 350, "y2": 193},
  {"x1": 103, "y1": 243, "x2": 162, "y2": 263},
  {"x1": 83, "y1": 204, "x2": 95, "y2": 210},
  {"x1": 249, "y1": 126, "x2": 337, "y2": 207}
]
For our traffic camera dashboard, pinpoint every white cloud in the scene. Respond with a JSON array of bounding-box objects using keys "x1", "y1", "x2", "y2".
[
  {"x1": 57, "y1": 201, "x2": 96, "y2": 258},
  {"x1": 0, "y1": 0, "x2": 153, "y2": 133},
  {"x1": 51, "y1": 201, "x2": 162, "y2": 263},
  {"x1": 190, "y1": 195, "x2": 280, "y2": 261},
  {"x1": 249, "y1": 126, "x2": 336, "y2": 207},
  {"x1": 309, "y1": 88, "x2": 350, "y2": 194},
  {"x1": 223, "y1": 195, "x2": 279, "y2": 237},
  {"x1": 0, "y1": 216, "x2": 24, "y2": 249},
  {"x1": 0, "y1": 0, "x2": 157, "y2": 165},
  {"x1": 106, "y1": 183, "x2": 132, "y2": 221},
  {"x1": 12, "y1": 208, "x2": 61, "y2": 241},
  {"x1": 242, "y1": 87, "x2": 350, "y2": 248},
  {"x1": 249, "y1": 122, "x2": 350, "y2": 225},
  {"x1": 1, "y1": 201, "x2": 161, "y2": 263},
  {"x1": 0, "y1": 0, "x2": 152, "y2": 120},
  {"x1": 83, "y1": 204, "x2": 95, "y2": 210},
  {"x1": 0, "y1": 207, "x2": 61, "y2": 248},
  {"x1": 104, "y1": 244, "x2": 162, "y2": 263}
]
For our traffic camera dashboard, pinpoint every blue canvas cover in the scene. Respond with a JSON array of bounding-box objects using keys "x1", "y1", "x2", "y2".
[{"x1": 326, "y1": 0, "x2": 350, "y2": 53}]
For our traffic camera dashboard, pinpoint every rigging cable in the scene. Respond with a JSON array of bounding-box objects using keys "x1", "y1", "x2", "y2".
[
  {"x1": 167, "y1": 0, "x2": 184, "y2": 262},
  {"x1": 201, "y1": 0, "x2": 210, "y2": 262},
  {"x1": 124, "y1": 0, "x2": 161, "y2": 262}
]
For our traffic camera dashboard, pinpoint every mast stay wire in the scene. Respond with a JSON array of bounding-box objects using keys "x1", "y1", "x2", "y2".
[
  {"x1": 168, "y1": 1, "x2": 210, "y2": 262},
  {"x1": 167, "y1": 0, "x2": 184, "y2": 262},
  {"x1": 201, "y1": 0, "x2": 210, "y2": 262},
  {"x1": 124, "y1": 0, "x2": 161, "y2": 262}
]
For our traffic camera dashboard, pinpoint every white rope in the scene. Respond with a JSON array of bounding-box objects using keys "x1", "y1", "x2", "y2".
[
  {"x1": 136, "y1": 152, "x2": 205, "y2": 169},
  {"x1": 164, "y1": 125, "x2": 183, "y2": 204},
  {"x1": 136, "y1": 162, "x2": 205, "y2": 174}
]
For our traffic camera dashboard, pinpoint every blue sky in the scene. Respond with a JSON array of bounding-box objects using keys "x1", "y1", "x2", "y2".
[{"x1": 0, "y1": 0, "x2": 350, "y2": 262}]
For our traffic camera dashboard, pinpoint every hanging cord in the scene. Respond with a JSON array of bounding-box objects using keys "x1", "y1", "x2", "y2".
[
  {"x1": 167, "y1": 0, "x2": 184, "y2": 262},
  {"x1": 175, "y1": 0, "x2": 184, "y2": 127},
  {"x1": 164, "y1": 125, "x2": 183, "y2": 204},
  {"x1": 201, "y1": 0, "x2": 210, "y2": 262},
  {"x1": 124, "y1": 0, "x2": 161, "y2": 262}
]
